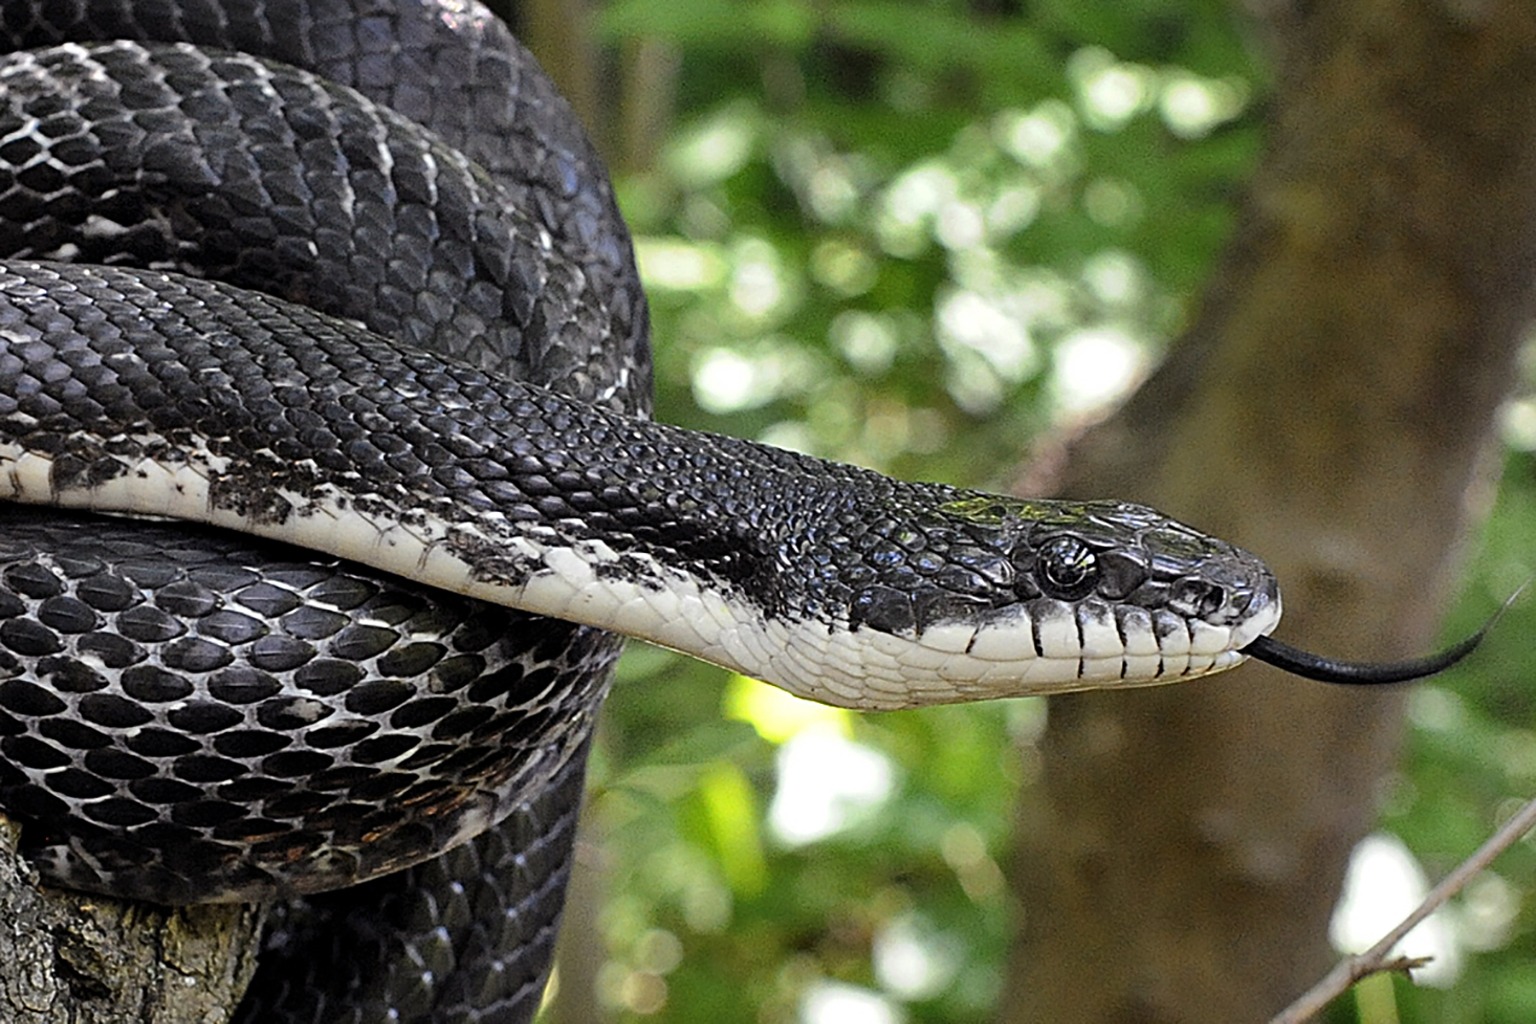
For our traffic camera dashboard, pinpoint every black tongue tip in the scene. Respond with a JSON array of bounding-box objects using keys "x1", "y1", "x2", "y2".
[
  {"x1": 1239, "y1": 581, "x2": 1526, "y2": 686},
  {"x1": 1240, "y1": 629, "x2": 1487, "y2": 685}
]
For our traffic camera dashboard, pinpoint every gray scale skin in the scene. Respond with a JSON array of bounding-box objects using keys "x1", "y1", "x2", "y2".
[
  {"x1": 0, "y1": 38, "x2": 644, "y2": 405},
  {"x1": 0, "y1": 508, "x2": 599, "y2": 1024},
  {"x1": 0, "y1": 4, "x2": 643, "y2": 1021},
  {"x1": 0, "y1": 0, "x2": 651, "y2": 403}
]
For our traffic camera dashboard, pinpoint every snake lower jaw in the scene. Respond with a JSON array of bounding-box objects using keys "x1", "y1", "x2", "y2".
[{"x1": 738, "y1": 587, "x2": 1289, "y2": 711}]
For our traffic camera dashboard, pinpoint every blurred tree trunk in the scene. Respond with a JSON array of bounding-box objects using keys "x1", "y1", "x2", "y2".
[
  {"x1": 518, "y1": 0, "x2": 601, "y2": 149},
  {"x1": 1001, "y1": 1, "x2": 1536, "y2": 1020},
  {"x1": 513, "y1": 0, "x2": 677, "y2": 176}
]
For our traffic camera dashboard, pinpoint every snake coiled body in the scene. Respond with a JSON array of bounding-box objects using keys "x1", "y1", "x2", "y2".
[
  {"x1": 0, "y1": 3, "x2": 644, "y2": 1019},
  {"x1": 0, "y1": 3, "x2": 1283, "y2": 1021}
]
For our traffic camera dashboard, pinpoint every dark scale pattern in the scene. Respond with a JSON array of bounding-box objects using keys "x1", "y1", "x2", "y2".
[
  {"x1": 0, "y1": 3, "x2": 1282, "y2": 1023},
  {"x1": 0, "y1": 0, "x2": 650, "y2": 409},
  {"x1": 0, "y1": 40, "x2": 632, "y2": 405},
  {"x1": 231, "y1": 736, "x2": 591, "y2": 1024},
  {"x1": 0, "y1": 260, "x2": 1274, "y2": 649},
  {"x1": 0, "y1": 505, "x2": 614, "y2": 904},
  {"x1": 0, "y1": 3, "x2": 645, "y2": 1022}
]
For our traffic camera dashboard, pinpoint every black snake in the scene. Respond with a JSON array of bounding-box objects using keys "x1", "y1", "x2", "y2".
[{"x1": 0, "y1": 2, "x2": 1484, "y2": 1020}]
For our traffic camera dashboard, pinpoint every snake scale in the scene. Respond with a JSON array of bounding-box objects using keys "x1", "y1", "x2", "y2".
[{"x1": 0, "y1": 2, "x2": 1484, "y2": 1021}]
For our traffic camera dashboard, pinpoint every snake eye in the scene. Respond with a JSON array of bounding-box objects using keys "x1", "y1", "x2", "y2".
[{"x1": 1034, "y1": 535, "x2": 1099, "y2": 600}]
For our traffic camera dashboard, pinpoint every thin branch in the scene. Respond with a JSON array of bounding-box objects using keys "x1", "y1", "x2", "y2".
[{"x1": 1271, "y1": 792, "x2": 1536, "y2": 1024}]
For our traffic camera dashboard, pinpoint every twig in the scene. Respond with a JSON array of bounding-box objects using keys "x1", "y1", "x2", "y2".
[{"x1": 1270, "y1": 792, "x2": 1536, "y2": 1023}]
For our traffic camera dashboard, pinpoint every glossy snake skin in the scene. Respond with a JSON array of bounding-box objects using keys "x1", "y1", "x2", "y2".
[
  {"x1": 0, "y1": 2, "x2": 644, "y2": 1019},
  {"x1": 0, "y1": 3, "x2": 1293, "y2": 1021}
]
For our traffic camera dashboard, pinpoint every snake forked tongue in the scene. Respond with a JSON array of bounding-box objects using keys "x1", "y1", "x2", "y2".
[
  {"x1": 1240, "y1": 584, "x2": 1524, "y2": 684},
  {"x1": 1240, "y1": 629, "x2": 1487, "y2": 685}
]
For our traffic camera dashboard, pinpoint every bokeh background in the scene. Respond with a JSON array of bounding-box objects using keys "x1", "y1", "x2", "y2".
[{"x1": 483, "y1": 2, "x2": 1536, "y2": 1021}]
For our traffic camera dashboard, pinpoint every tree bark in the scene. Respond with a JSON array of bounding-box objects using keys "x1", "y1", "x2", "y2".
[
  {"x1": 1001, "y1": 1, "x2": 1536, "y2": 1020},
  {"x1": 0, "y1": 816, "x2": 262, "y2": 1024}
]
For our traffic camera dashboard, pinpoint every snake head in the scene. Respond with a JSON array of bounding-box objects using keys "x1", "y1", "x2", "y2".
[{"x1": 796, "y1": 495, "x2": 1281, "y2": 709}]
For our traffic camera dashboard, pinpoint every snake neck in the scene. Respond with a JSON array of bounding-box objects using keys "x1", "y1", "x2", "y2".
[{"x1": 0, "y1": 260, "x2": 1281, "y2": 709}]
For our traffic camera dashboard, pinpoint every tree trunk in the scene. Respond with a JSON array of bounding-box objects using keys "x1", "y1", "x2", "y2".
[
  {"x1": 0, "y1": 816, "x2": 262, "y2": 1023},
  {"x1": 1000, "y1": 2, "x2": 1536, "y2": 1020}
]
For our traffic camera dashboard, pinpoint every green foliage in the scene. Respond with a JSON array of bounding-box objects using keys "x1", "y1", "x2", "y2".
[
  {"x1": 540, "y1": 2, "x2": 1279, "y2": 1022},
  {"x1": 1348, "y1": 453, "x2": 1536, "y2": 1024},
  {"x1": 544, "y1": 0, "x2": 1536, "y2": 1020},
  {"x1": 548, "y1": 0, "x2": 1536, "y2": 1016}
]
